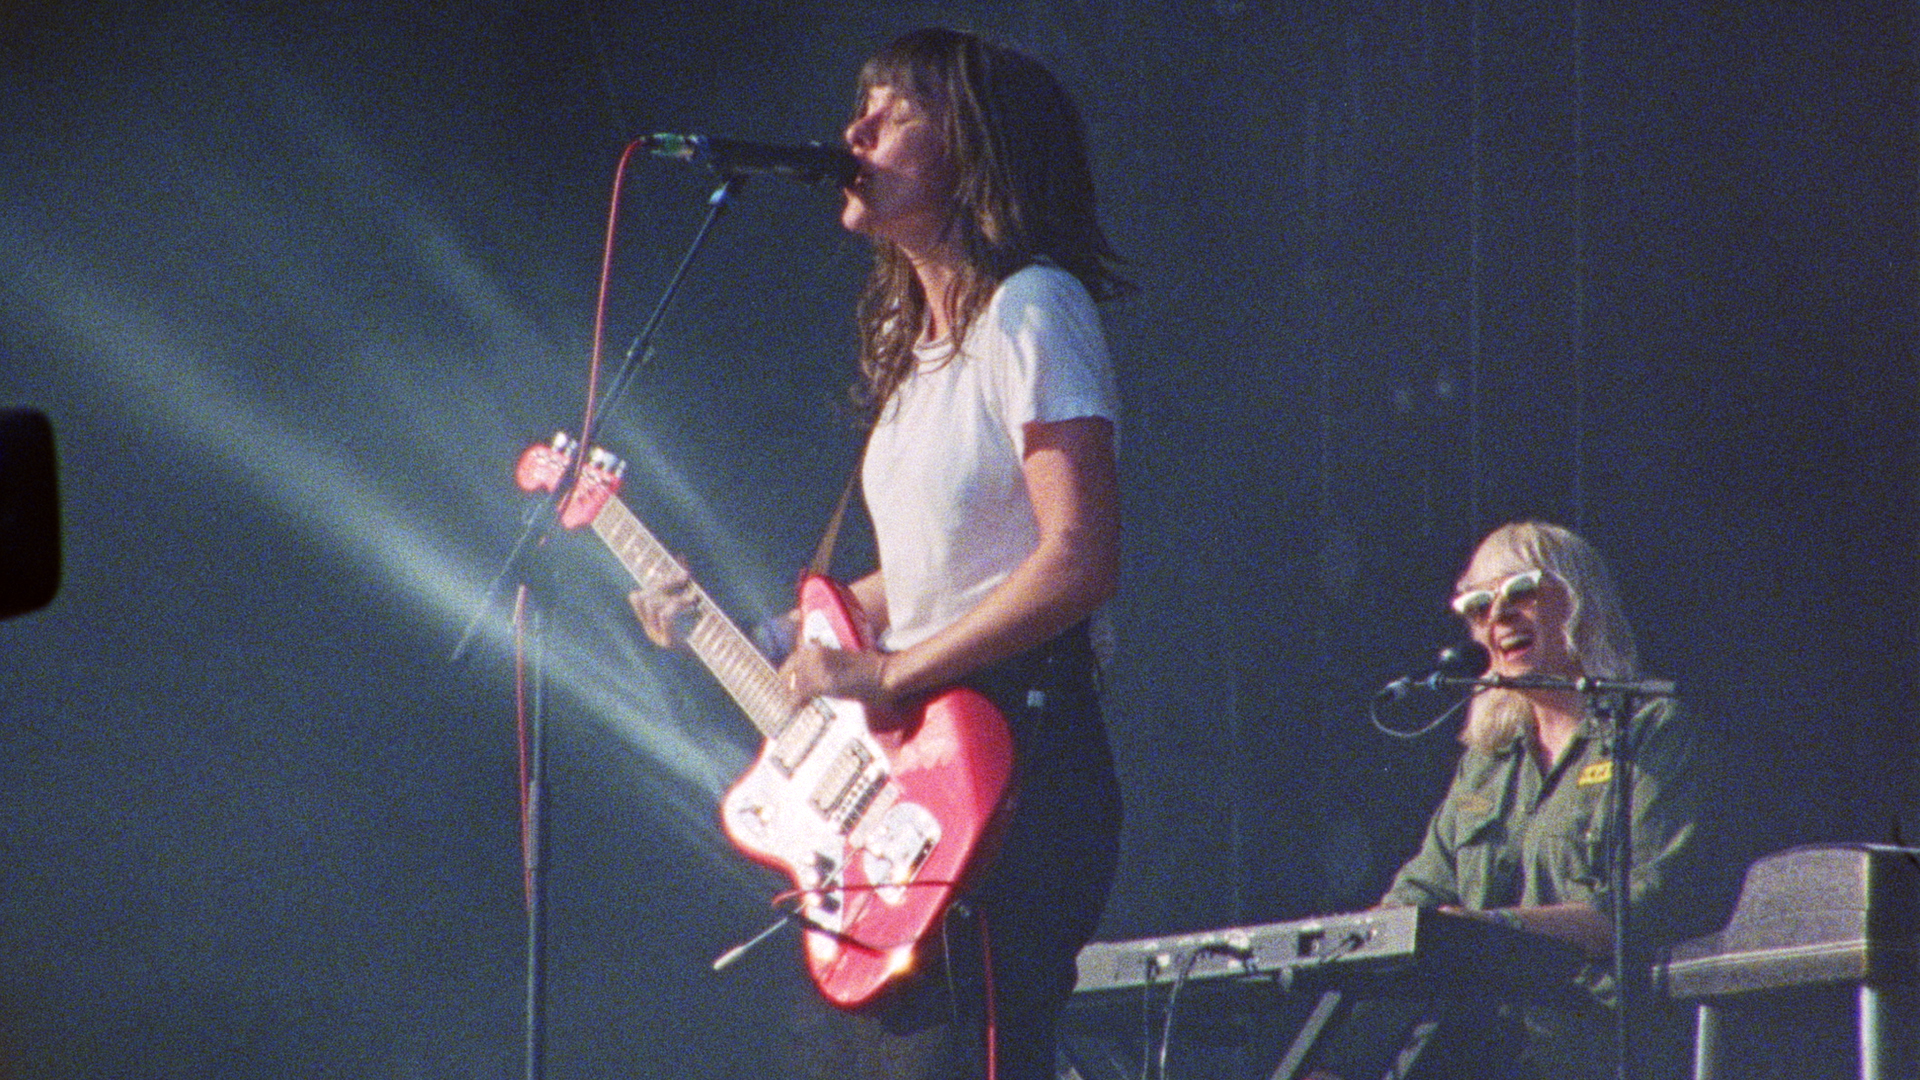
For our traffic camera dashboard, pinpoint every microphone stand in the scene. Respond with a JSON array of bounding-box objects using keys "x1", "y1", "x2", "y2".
[
  {"x1": 585, "y1": 175, "x2": 746, "y2": 458},
  {"x1": 449, "y1": 173, "x2": 745, "y2": 665},
  {"x1": 519, "y1": 594, "x2": 550, "y2": 1080},
  {"x1": 1595, "y1": 687, "x2": 1640, "y2": 1080},
  {"x1": 450, "y1": 173, "x2": 748, "y2": 1080},
  {"x1": 1432, "y1": 671, "x2": 1675, "y2": 1080}
]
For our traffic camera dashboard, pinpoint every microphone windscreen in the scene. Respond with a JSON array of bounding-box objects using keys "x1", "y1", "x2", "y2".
[{"x1": 1434, "y1": 641, "x2": 1490, "y2": 676}]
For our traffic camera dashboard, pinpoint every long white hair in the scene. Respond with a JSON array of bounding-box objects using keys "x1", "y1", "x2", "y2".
[{"x1": 1459, "y1": 521, "x2": 1640, "y2": 752}]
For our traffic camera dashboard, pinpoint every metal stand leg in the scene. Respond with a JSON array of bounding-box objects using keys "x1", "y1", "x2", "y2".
[
  {"x1": 1271, "y1": 991, "x2": 1348, "y2": 1080},
  {"x1": 1386, "y1": 1018, "x2": 1441, "y2": 1080},
  {"x1": 1859, "y1": 984, "x2": 1887, "y2": 1080},
  {"x1": 1690, "y1": 1003, "x2": 1722, "y2": 1080}
]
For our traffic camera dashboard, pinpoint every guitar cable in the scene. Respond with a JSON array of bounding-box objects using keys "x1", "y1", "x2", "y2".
[
  {"x1": 1368, "y1": 687, "x2": 1475, "y2": 741},
  {"x1": 1131, "y1": 949, "x2": 1182, "y2": 1080},
  {"x1": 716, "y1": 880, "x2": 969, "y2": 973},
  {"x1": 978, "y1": 908, "x2": 1001, "y2": 1080},
  {"x1": 932, "y1": 900, "x2": 1002, "y2": 1080},
  {"x1": 1155, "y1": 949, "x2": 1200, "y2": 1080},
  {"x1": 1159, "y1": 943, "x2": 1250, "y2": 1080}
]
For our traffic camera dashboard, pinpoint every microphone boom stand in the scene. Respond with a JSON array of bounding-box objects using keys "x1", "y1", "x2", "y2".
[{"x1": 452, "y1": 173, "x2": 748, "y2": 1080}]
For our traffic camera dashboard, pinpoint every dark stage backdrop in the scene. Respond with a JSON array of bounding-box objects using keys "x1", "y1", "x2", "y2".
[{"x1": 0, "y1": 1, "x2": 1912, "y2": 1077}]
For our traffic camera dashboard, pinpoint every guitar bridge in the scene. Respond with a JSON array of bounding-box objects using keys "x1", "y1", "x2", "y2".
[{"x1": 835, "y1": 774, "x2": 885, "y2": 836}]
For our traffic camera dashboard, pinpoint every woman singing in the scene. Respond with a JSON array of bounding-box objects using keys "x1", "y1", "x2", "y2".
[{"x1": 635, "y1": 27, "x2": 1129, "y2": 1080}]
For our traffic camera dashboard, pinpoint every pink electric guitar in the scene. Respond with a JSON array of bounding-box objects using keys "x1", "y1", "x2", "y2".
[{"x1": 515, "y1": 434, "x2": 1016, "y2": 1008}]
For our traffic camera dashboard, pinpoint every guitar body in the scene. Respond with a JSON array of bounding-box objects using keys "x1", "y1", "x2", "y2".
[
  {"x1": 515, "y1": 435, "x2": 1017, "y2": 1009},
  {"x1": 719, "y1": 575, "x2": 1016, "y2": 1008}
]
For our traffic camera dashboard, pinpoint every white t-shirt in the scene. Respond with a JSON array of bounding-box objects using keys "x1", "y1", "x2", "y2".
[{"x1": 862, "y1": 263, "x2": 1119, "y2": 651}]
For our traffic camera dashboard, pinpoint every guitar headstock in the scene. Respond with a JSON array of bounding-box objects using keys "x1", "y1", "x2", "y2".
[{"x1": 514, "y1": 432, "x2": 627, "y2": 529}]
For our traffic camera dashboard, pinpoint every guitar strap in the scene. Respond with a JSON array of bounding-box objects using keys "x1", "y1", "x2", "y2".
[{"x1": 805, "y1": 461, "x2": 861, "y2": 579}]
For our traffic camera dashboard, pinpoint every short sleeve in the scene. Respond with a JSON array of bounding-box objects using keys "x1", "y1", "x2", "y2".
[{"x1": 980, "y1": 265, "x2": 1119, "y2": 452}]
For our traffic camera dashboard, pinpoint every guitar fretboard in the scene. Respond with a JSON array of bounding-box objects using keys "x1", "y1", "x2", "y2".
[{"x1": 590, "y1": 496, "x2": 790, "y2": 738}]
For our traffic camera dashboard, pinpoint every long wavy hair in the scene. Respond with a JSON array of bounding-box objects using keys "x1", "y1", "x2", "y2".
[
  {"x1": 850, "y1": 28, "x2": 1132, "y2": 416},
  {"x1": 1458, "y1": 521, "x2": 1641, "y2": 752}
]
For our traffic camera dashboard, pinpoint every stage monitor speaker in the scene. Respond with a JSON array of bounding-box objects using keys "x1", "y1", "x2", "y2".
[{"x1": 0, "y1": 408, "x2": 60, "y2": 620}]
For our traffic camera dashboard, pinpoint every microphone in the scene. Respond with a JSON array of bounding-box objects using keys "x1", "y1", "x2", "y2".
[
  {"x1": 642, "y1": 133, "x2": 857, "y2": 186},
  {"x1": 1375, "y1": 642, "x2": 1490, "y2": 702}
]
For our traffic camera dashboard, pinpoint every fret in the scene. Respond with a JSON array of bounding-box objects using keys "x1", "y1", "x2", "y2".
[{"x1": 594, "y1": 498, "x2": 784, "y2": 739}]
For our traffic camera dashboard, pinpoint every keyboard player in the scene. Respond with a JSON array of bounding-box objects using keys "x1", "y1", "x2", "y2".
[{"x1": 1311, "y1": 522, "x2": 1734, "y2": 1080}]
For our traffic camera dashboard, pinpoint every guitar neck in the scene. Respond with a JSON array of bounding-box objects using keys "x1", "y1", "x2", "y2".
[{"x1": 589, "y1": 496, "x2": 789, "y2": 738}]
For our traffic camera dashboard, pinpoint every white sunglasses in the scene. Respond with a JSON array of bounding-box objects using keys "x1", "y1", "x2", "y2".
[{"x1": 1450, "y1": 569, "x2": 1549, "y2": 621}]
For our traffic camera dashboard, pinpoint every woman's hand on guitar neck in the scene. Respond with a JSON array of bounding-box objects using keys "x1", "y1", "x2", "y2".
[{"x1": 628, "y1": 557, "x2": 698, "y2": 649}]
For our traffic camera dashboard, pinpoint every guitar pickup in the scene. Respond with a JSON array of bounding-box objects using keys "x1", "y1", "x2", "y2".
[
  {"x1": 810, "y1": 742, "x2": 876, "y2": 823},
  {"x1": 770, "y1": 703, "x2": 830, "y2": 777}
]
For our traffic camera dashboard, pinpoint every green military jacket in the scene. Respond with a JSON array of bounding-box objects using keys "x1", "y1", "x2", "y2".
[
  {"x1": 1382, "y1": 697, "x2": 1721, "y2": 974},
  {"x1": 1375, "y1": 697, "x2": 1726, "y2": 1080}
]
